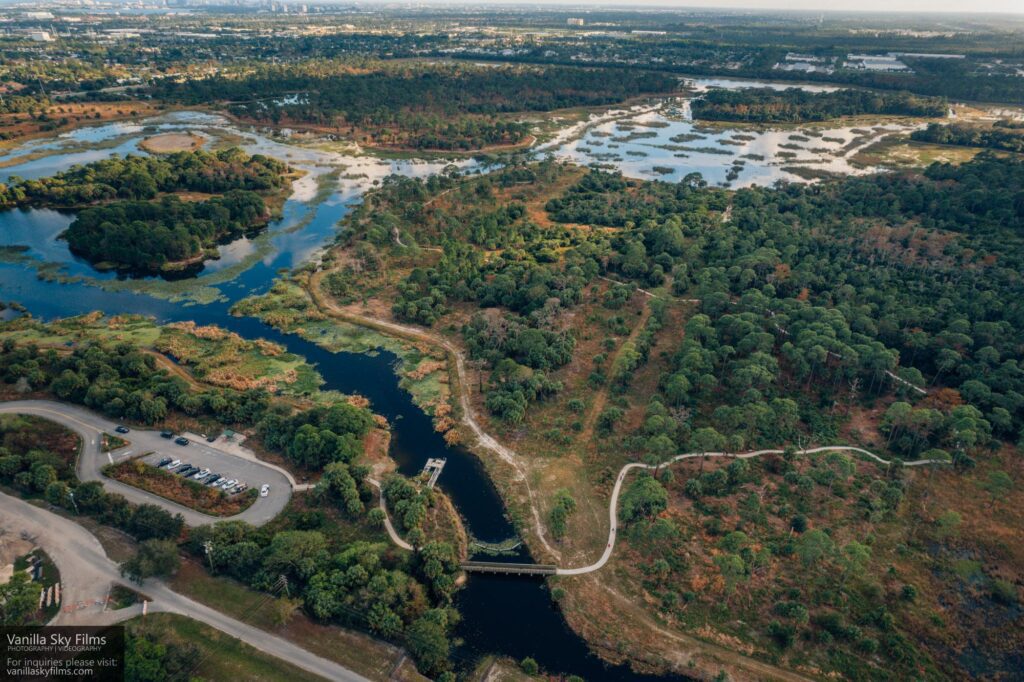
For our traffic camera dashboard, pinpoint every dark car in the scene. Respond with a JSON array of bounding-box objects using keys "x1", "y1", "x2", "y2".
[
  {"x1": 175, "y1": 436, "x2": 189, "y2": 446},
  {"x1": 206, "y1": 434, "x2": 217, "y2": 443},
  {"x1": 156, "y1": 457, "x2": 173, "y2": 468},
  {"x1": 115, "y1": 425, "x2": 130, "y2": 434},
  {"x1": 205, "y1": 475, "x2": 222, "y2": 486},
  {"x1": 160, "y1": 430, "x2": 173, "y2": 439}
]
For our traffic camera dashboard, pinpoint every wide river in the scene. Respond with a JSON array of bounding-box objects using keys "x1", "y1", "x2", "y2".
[{"x1": 0, "y1": 81, "x2": 914, "y2": 679}]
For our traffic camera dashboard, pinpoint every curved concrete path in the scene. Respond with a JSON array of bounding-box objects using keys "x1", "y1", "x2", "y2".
[
  {"x1": 367, "y1": 478, "x2": 414, "y2": 551},
  {"x1": 556, "y1": 446, "x2": 950, "y2": 576},
  {"x1": 0, "y1": 490, "x2": 367, "y2": 681},
  {"x1": 0, "y1": 400, "x2": 291, "y2": 527}
]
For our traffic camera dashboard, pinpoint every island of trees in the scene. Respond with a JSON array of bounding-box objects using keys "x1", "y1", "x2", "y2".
[
  {"x1": 0, "y1": 148, "x2": 291, "y2": 273},
  {"x1": 691, "y1": 87, "x2": 948, "y2": 123}
]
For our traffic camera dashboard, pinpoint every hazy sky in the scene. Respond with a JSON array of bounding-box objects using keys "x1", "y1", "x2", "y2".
[{"x1": 398, "y1": 0, "x2": 1023, "y2": 14}]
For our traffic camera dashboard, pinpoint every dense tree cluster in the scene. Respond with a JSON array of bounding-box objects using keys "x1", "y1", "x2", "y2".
[
  {"x1": 153, "y1": 62, "x2": 677, "y2": 150},
  {"x1": 258, "y1": 402, "x2": 374, "y2": 470},
  {"x1": 0, "y1": 422, "x2": 184, "y2": 543},
  {"x1": 0, "y1": 337, "x2": 272, "y2": 426},
  {"x1": 545, "y1": 169, "x2": 727, "y2": 227},
  {"x1": 0, "y1": 148, "x2": 287, "y2": 272},
  {"x1": 691, "y1": 87, "x2": 947, "y2": 123},
  {"x1": 65, "y1": 192, "x2": 268, "y2": 272},
  {"x1": 910, "y1": 122, "x2": 1024, "y2": 153},
  {"x1": 0, "y1": 148, "x2": 287, "y2": 208},
  {"x1": 187, "y1": 515, "x2": 462, "y2": 676}
]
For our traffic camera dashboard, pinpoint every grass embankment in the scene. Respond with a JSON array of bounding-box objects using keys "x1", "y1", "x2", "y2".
[
  {"x1": 109, "y1": 584, "x2": 145, "y2": 610},
  {"x1": 0, "y1": 313, "x2": 324, "y2": 398},
  {"x1": 105, "y1": 459, "x2": 257, "y2": 517},
  {"x1": 125, "y1": 613, "x2": 328, "y2": 682},
  {"x1": 231, "y1": 277, "x2": 451, "y2": 420},
  {"x1": 169, "y1": 560, "x2": 425, "y2": 682},
  {"x1": 0, "y1": 413, "x2": 81, "y2": 468},
  {"x1": 101, "y1": 433, "x2": 129, "y2": 452}
]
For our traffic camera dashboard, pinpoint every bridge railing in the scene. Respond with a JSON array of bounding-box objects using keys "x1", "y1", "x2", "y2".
[{"x1": 461, "y1": 561, "x2": 557, "y2": 576}]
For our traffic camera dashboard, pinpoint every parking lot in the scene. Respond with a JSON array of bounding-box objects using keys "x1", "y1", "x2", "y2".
[{"x1": 139, "y1": 438, "x2": 278, "y2": 500}]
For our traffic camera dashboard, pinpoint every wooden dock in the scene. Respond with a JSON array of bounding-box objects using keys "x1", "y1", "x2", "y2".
[{"x1": 422, "y1": 457, "x2": 446, "y2": 488}]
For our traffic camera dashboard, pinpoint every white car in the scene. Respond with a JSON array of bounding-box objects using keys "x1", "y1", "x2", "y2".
[
  {"x1": 220, "y1": 479, "x2": 238, "y2": 490},
  {"x1": 192, "y1": 468, "x2": 211, "y2": 480},
  {"x1": 260, "y1": 484, "x2": 270, "y2": 497},
  {"x1": 167, "y1": 459, "x2": 181, "y2": 470}
]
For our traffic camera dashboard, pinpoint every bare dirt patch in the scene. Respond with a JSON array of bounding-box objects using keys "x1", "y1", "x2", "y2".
[{"x1": 139, "y1": 132, "x2": 206, "y2": 154}]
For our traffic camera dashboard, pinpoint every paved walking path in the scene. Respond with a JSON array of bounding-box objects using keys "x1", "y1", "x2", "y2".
[{"x1": 555, "y1": 445, "x2": 950, "y2": 576}]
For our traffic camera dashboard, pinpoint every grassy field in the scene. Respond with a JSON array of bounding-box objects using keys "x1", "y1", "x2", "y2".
[
  {"x1": 0, "y1": 313, "x2": 325, "y2": 398},
  {"x1": 155, "y1": 321, "x2": 323, "y2": 395},
  {"x1": 125, "y1": 613, "x2": 328, "y2": 682},
  {"x1": 0, "y1": 413, "x2": 81, "y2": 471},
  {"x1": 231, "y1": 277, "x2": 452, "y2": 418},
  {"x1": 168, "y1": 560, "x2": 423, "y2": 681},
  {"x1": 851, "y1": 137, "x2": 984, "y2": 168}
]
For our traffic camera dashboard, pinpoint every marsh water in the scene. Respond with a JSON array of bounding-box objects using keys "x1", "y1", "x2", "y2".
[{"x1": 0, "y1": 80, "x2": 913, "y2": 679}]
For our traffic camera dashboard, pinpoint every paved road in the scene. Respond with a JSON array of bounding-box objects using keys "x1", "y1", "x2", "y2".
[
  {"x1": 556, "y1": 445, "x2": 950, "y2": 576},
  {"x1": 0, "y1": 400, "x2": 291, "y2": 526},
  {"x1": 0, "y1": 491, "x2": 368, "y2": 681}
]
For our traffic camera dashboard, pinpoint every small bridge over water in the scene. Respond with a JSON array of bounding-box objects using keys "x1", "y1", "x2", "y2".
[{"x1": 461, "y1": 561, "x2": 557, "y2": 576}]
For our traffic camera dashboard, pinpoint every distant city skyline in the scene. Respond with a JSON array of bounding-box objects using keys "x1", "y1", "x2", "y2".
[{"x1": 351, "y1": 0, "x2": 1023, "y2": 15}]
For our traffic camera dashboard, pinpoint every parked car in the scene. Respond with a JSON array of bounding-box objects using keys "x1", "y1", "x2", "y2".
[
  {"x1": 231, "y1": 484, "x2": 248, "y2": 495},
  {"x1": 167, "y1": 459, "x2": 181, "y2": 470},
  {"x1": 175, "y1": 436, "x2": 189, "y2": 446},
  {"x1": 115, "y1": 425, "x2": 130, "y2": 434},
  {"x1": 177, "y1": 465, "x2": 195, "y2": 476},
  {"x1": 220, "y1": 479, "x2": 238, "y2": 490},
  {"x1": 160, "y1": 431, "x2": 173, "y2": 439},
  {"x1": 206, "y1": 434, "x2": 217, "y2": 443},
  {"x1": 156, "y1": 457, "x2": 172, "y2": 468},
  {"x1": 260, "y1": 484, "x2": 270, "y2": 497},
  {"x1": 192, "y1": 468, "x2": 211, "y2": 480},
  {"x1": 205, "y1": 475, "x2": 222, "y2": 486}
]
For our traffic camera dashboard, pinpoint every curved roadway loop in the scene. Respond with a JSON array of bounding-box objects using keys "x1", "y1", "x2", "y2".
[
  {"x1": 0, "y1": 490, "x2": 368, "y2": 681},
  {"x1": 0, "y1": 400, "x2": 292, "y2": 527}
]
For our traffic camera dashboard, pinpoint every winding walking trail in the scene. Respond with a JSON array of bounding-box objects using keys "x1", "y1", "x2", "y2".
[
  {"x1": 556, "y1": 445, "x2": 949, "y2": 576},
  {"x1": 307, "y1": 267, "x2": 562, "y2": 558},
  {"x1": 305, "y1": 267, "x2": 948, "y2": 573}
]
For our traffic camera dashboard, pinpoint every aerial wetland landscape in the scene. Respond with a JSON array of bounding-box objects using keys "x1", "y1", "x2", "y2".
[{"x1": 0, "y1": 4, "x2": 1022, "y2": 682}]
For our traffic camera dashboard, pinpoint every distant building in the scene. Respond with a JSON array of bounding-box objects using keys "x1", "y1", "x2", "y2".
[
  {"x1": 567, "y1": 17, "x2": 584, "y2": 26},
  {"x1": 29, "y1": 30, "x2": 54, "y2": 42},
  {"x1": 23, "y1": 11, "x2": 55, "y2": 20},
  {"x1": 845, "y1": 53, "x2": 912, "y2": 73}
]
